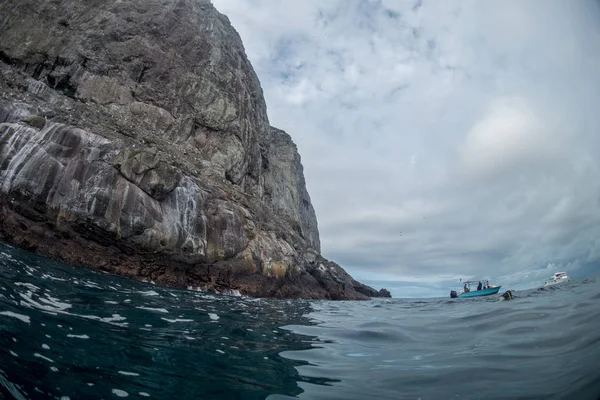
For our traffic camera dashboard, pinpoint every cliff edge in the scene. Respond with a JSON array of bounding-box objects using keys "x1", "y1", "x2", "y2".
[{"x1": 0, "y1": 0, "x2": 390, "y2": 299}]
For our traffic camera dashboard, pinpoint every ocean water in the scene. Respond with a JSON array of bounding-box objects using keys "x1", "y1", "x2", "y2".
[{"x1": 1, "y1": 241, "x2": 599, "y2": 400}]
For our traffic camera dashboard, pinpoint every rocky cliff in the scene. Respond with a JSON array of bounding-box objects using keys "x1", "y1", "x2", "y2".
[{"x1": 0, "y1": 0, "x2": 389, "y2": 299}]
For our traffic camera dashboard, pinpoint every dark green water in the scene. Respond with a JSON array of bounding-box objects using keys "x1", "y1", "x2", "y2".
[{"x1": 1, "y1": 241, "x2": 599, "y2": 399}]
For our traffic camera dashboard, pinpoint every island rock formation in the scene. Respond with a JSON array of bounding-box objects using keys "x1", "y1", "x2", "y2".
[{"x1": 0, "y1": 0, "x2": 390, "y2": 299}]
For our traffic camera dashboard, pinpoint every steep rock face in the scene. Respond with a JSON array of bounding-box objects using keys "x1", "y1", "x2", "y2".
[
  {"x1": 0, "y1": 0, "x2": 389, "y2": 299},
  {"x1": 261, "y1": 127, "x2": 320, "y2": 252},
  {"x1": 0, "y1": 0, "x2": 267, "y2": 192}
]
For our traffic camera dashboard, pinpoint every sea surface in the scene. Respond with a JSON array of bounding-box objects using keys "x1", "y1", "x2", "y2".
[{"x1": 1, "y1": 241, "x2": 599, "y2": 400}]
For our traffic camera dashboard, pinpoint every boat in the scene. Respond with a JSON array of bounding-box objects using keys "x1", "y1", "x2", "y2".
[
  {"x1": 450, "y1": 280, "x2": 501, "y2": 298},
  {"x1": 544, "y1": 272, "x2": 569, "y2": 287}
]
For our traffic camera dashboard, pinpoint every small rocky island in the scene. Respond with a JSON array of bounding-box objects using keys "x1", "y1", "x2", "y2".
[{"x1": 0, "y1": 0, "x2": 389, "y2": 299}]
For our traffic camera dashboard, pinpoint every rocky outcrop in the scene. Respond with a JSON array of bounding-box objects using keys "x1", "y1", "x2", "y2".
[{"x1": 0, "y1": 0, "x2": 389, "y2": 299}]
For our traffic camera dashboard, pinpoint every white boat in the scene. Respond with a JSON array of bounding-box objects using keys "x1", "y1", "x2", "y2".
[{"x1": 544, "y1": 272, "x2": 569, "y2": 287}]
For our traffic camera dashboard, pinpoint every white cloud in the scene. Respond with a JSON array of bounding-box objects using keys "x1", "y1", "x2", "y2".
[
  {"x1": 212, "y1": 0, "x2": 600, "y2": 295},
  {"x1": 459, "y1": 97, "x2": 557, "y2": 179}
]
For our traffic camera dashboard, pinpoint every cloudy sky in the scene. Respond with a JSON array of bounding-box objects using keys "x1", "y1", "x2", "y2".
[{"x1": 212, "y1": 0, "x2": 600, "y2": 297}]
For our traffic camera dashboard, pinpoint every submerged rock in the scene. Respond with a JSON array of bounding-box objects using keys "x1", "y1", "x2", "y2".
[{"x1": 0, "y1": 0, "x2": 387, "y2": 299}]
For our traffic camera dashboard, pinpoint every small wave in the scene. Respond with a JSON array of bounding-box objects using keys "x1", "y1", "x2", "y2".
[
  {"x1": 0, "y1": 311, "x2": 31, "y2": 323},
  {"x1": 66, "y1": 334, "x2": 90, "y2": 339},
  {"x1": 111, "y1": 389, "x2": 129, "y2": 397},
  {"x1": 136, "y1": 306, "x2": 169, "y2": 313},
  {"x1": 118, "y1": 371, "x2": 140, "y2": 376},
  {"x1": 138, "y1": 290, "x2": 160, "y2": 296},
  {"x1": 14, "y1": 282, "x2": 41, "y2": 291},
  {"x1": 0, "y1": 368, "x2": 28, "y2": 400},
  {"x1": 161, "y1": 318, "x2": 193, "y2": 323},
  {"x1": 33, "y1": 353, "x2": 54, "y2": 363},
  {"x1": 208, "y1": 313, "x2": 219, "y2": 321}
]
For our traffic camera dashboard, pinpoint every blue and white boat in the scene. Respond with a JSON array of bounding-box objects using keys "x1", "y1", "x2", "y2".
[{"x1": 450, "y1": 281, "x2": 501, "y2": 298}]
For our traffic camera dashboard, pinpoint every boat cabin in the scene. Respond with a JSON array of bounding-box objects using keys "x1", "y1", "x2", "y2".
[{"x1": 544, "y1": 271, "x2": 570, "y2": 287}]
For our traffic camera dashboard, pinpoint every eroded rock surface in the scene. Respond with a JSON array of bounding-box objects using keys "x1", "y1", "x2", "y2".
[{"x1": 0, "y1": 0, "x2": 390, "y2": 299}]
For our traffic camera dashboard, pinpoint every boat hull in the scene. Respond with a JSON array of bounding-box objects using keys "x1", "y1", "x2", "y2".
[{"x1": 457, "y1": 286, "x2": 501, "y2": 298}]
